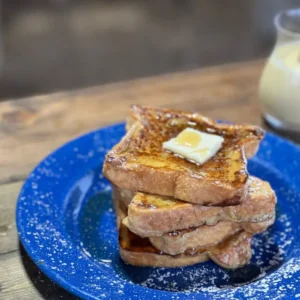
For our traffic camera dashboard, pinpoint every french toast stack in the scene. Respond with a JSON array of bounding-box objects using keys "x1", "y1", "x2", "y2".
[{"x1": 103, "y1": 105, "x2": 276, "y2": 269}]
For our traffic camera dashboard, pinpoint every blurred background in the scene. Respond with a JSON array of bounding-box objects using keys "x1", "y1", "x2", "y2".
[{"x1": 0, "y1": 0, "x2": 299, "y2": 100}]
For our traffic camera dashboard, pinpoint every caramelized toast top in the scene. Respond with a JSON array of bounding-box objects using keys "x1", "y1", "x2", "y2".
[{"x1": 104, "y1": 105, "x2": 264, "y2": 205}]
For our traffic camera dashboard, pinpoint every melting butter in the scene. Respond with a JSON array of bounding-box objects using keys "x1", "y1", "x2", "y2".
[{"x1": 163, "y1": 128, "x2": 224, "y2": 165}]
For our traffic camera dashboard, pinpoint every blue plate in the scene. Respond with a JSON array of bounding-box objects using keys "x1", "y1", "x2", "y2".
[{"x1": 16, "y1": 123, "x2": 300, "y2": 300}]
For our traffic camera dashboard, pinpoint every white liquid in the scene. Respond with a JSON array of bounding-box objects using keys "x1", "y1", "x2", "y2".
[{"x1": 259, "y1": 43, "x2": 300, "y2": 127}]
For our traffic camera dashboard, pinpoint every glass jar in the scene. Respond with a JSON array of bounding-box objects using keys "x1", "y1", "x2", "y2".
[{"x1": 259, "y1": 9, "x2": 300, "y2": 132}]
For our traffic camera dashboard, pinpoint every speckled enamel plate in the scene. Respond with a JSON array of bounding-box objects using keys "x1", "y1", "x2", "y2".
[{"x1": 16, "y1": 123, "x2": 300, "y2": 300}]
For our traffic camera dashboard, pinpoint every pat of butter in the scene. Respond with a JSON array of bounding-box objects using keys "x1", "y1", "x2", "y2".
[{"x1": 163, "y1": 128, "x2": 224, "y2": 164}]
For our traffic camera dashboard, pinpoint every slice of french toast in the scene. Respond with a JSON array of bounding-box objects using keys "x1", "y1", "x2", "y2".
[
  {"x1": 103, "y1": 105, "x2": 264, "y2": 205},
  {"x1": 149, "y1": 217, "x2": 274, "y2": 255},
  {"x1": 121, "y1": 176, "x2": 276, "y2": 237}
]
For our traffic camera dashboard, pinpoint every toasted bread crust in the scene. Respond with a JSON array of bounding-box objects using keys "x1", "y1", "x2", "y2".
[
  {"x1": 121, "y1": 177, "x2": 276, "y2": 237},
  {"x1": 103, "y1": 105, "x2": 264, "y2": 205}
]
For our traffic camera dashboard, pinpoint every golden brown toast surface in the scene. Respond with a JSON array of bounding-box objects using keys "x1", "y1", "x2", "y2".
[
  {"x1": 121, "y1": 176, "x2": 276, "y2": 237},
  {"x1": 103, "y1": 105, "x2": 264, "y2": 205}
]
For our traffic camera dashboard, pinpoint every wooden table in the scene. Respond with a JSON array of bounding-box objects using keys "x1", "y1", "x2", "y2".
[{"x1": 0, "y1": 59, "x2": 264, "y2": 299}]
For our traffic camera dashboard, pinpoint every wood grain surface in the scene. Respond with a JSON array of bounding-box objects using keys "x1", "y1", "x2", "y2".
[{"x1": 0, "y1": 59, "x2": 264, "y2": 299}]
